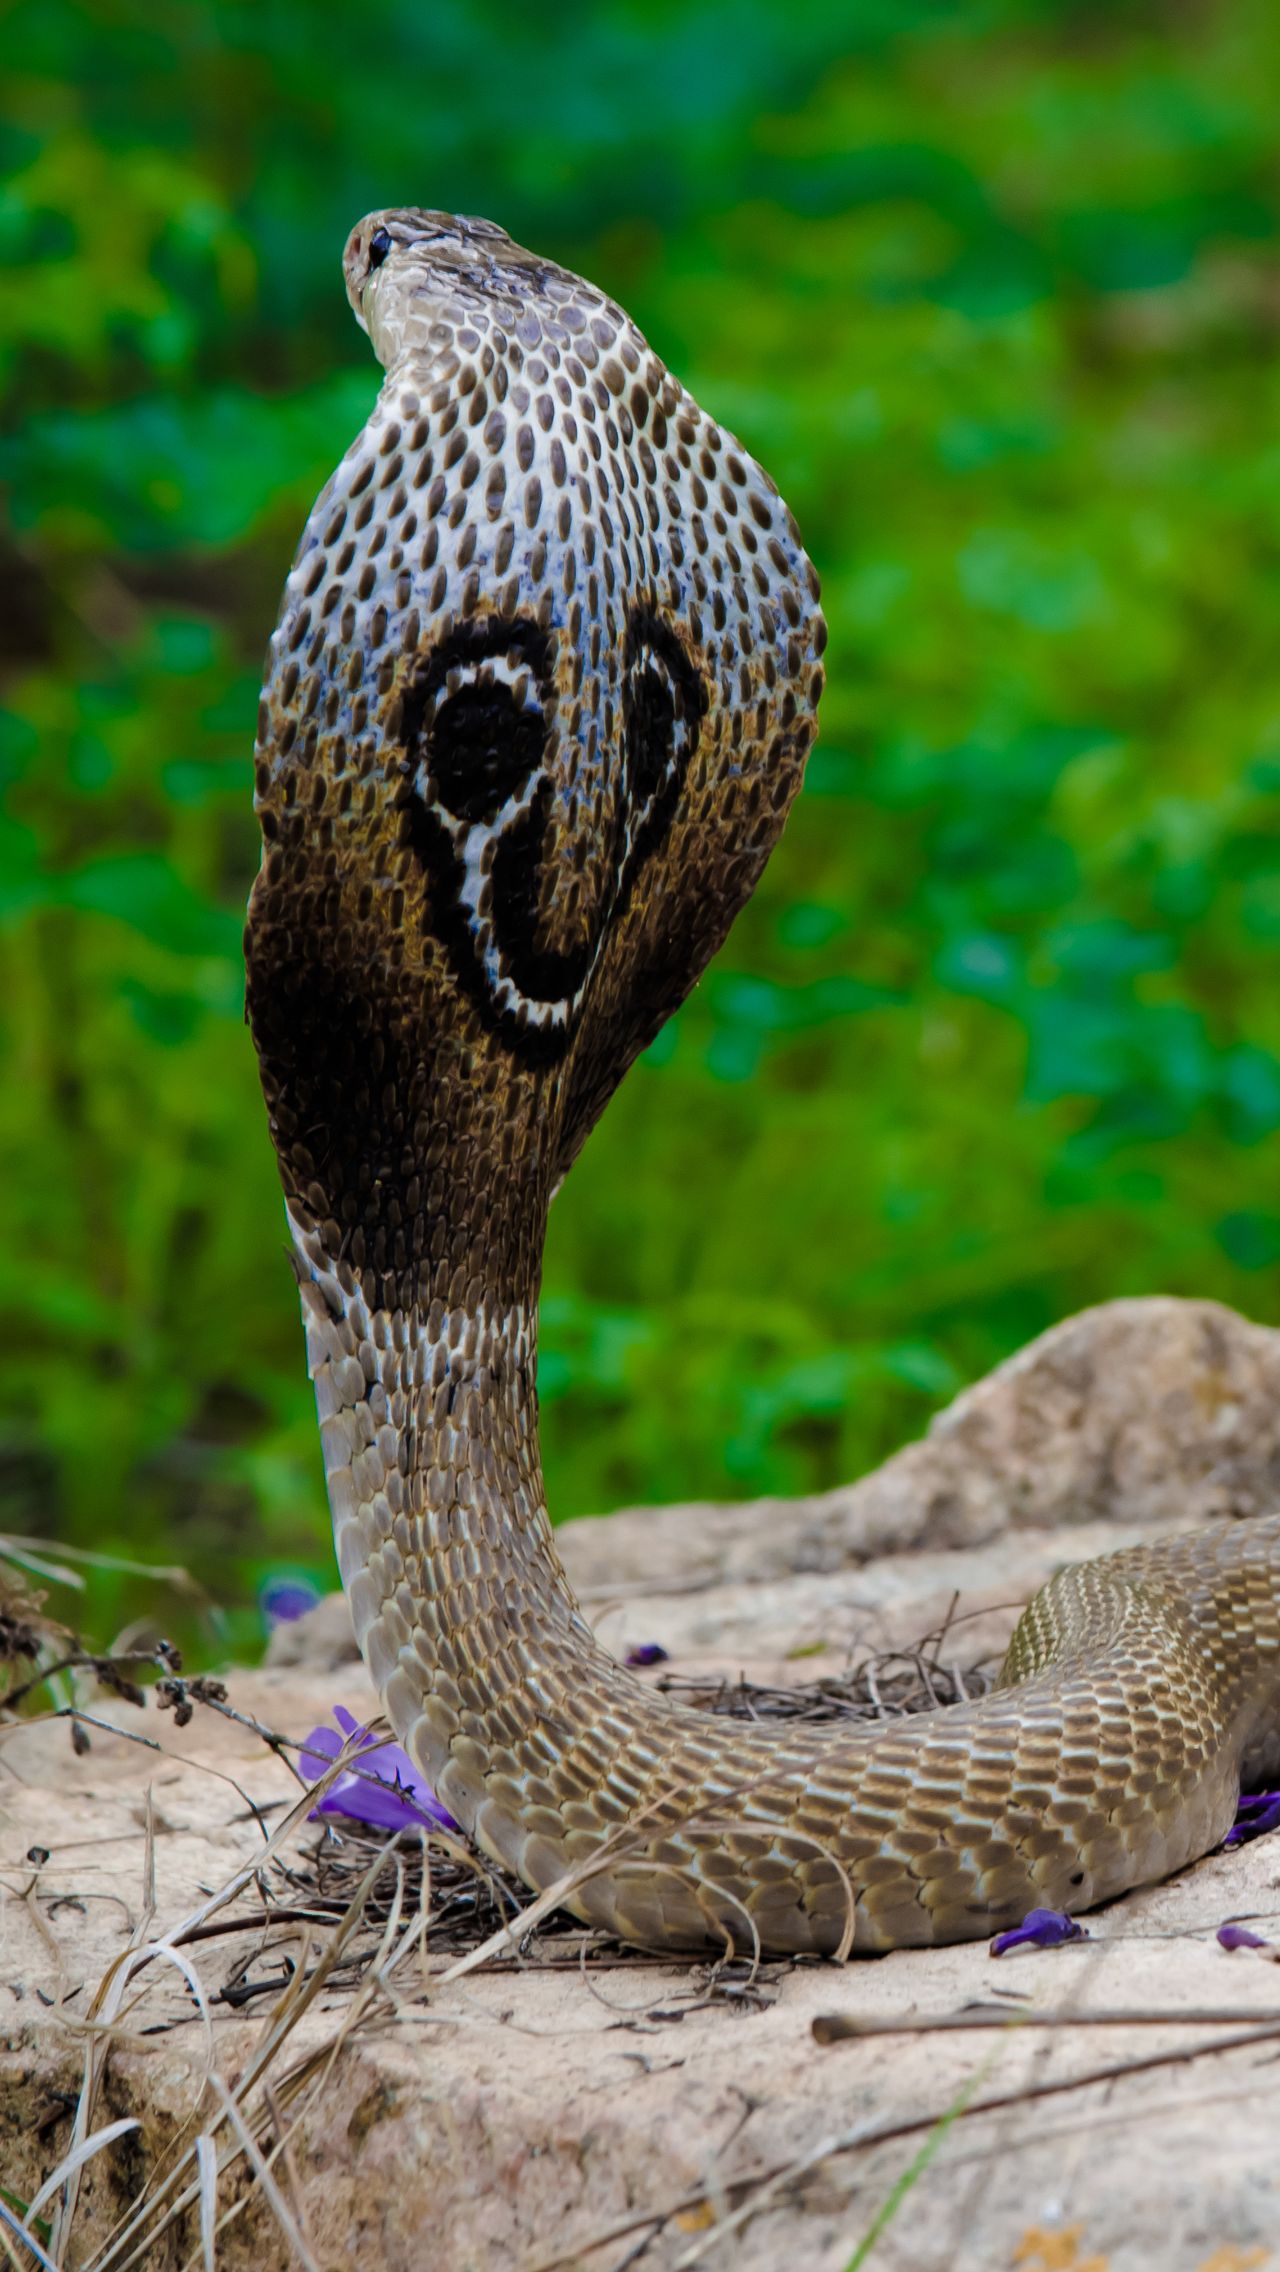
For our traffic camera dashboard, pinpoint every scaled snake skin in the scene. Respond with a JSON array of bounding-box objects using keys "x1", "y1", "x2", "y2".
[{"x1": 246, "y1": 209, "x2": 1280, "y2": 1957}]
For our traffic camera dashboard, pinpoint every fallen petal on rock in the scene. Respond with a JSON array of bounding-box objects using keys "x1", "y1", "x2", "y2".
[
  {"x1": 1224, "y1": 1791, "x2": 1280, "y2": 1849},
  {"x1": 1217, "y1": 1923, "x2": 1273, "y2": 1952},
  {"x1": 990, "y1": 1908, "x2": 1087, "y2": 1957}
]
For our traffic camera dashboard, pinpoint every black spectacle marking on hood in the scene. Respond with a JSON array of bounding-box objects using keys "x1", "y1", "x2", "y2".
[
  {"x1": 403, "y1": 617, "x2": 553, "y2": 708},
  {"x1": 490, "y1": 777, "x2": 595, "y2": 1005},
  {"x1": 396, "y1": 618, "x2": 554, "y2": 824},
  {"x1": 398, "y1": 792, "x2": 576, "y2": 1066},
  {"x1": 395, "y1": 605, "x2": 709, "y2": 1062},
  {"x1": 395, "y1": 614, "x2": 573, "y2": 1062}
]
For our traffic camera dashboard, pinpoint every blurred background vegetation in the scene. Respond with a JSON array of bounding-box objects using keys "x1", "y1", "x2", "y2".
[{"x1": 4, "y1": 0, "x2": 1280, "y2": 1658}]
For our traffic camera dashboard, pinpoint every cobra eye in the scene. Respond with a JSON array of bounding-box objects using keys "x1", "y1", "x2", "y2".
[
  {"x1": 368, "y1": 225, "x2": 393, "y2": 271},
  {"x1": 426, "y1": 674, "x2": 544, "y2": 826}
]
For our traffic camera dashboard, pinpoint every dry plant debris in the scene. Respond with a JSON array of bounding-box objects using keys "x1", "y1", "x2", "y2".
[
  {"x1": 654, "y1": 1598, "x2": 997, "y2": 1727},
  {"x1": 0, "y1": 1532, "x2": 199, "y2": 1757}
]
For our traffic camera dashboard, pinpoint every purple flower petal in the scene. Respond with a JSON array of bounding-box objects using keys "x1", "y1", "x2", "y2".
[
  {"x1": 260, "y1": 1574, "x2": 322, "y2": 1626},
  {"x1": 1224, "y1": 1791, "x2": 1280, "y2": 1849},
  {"x1": 1217, "y1": 1923, "x2": 1273, "y2": 1952},
  {"x1": 626, "y1": 1643, "x2": 670, "y2": 1668},
  {"x1": 990, "y1": 1907, "x2": 1087, "y2": 1957},
  {"x1": 297, "y1": 1708, "x2": 457, "y2": 1832}
]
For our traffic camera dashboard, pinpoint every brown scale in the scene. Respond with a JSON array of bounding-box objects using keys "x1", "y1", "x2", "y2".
[{"x1": 246, "y1": 209, "x2": 1280, "y2": 1957}]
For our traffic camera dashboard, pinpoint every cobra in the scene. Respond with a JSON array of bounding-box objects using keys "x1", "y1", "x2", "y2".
[{"x1": 245, "y1": 208, "x2": 1280, "y2": 1957}]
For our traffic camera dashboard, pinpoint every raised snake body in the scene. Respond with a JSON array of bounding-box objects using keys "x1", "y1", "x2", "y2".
[{"x1": 245, "y1": 209, "x2": 1280, "y2": 1957}]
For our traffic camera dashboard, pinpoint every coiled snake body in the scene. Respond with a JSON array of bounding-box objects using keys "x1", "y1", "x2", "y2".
[{"x1": 246, "y1": 209, "x2": 1280, "y2": 1957}]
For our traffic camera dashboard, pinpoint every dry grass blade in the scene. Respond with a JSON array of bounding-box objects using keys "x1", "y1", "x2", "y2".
[
  {"x1": 0, "y1": 1534, "x2": 202, "y2": 1593},
  {"x1": 204, "y1": 2078, "x2": 322, "y2": 2272},
  {"x1": 41, "y1": 1742, "x2": 378, "y2": 2272},
  {"x1": 0, "y1": 1538, "x2": 90, "y2": 1591},
  {"x1": 80, "y1": 1808, "x2": 418, "y2": 2272},
  {"x1": 0, "y1": 2199, "x2": 58, "y2": 2272},
  {"x1": 84, "y1": 1836, "x2": 399, "y2": 2272},
  {"x1": 194, "y1": 2135, "x2": 217, "y2": 2272},
  {"x1": 261, "y1": 2079, "x2": 319, "y2": 2263},
  {"x1": 165, "y1": 1865, "x2": 447, "y2": 2268},
  {"x1": 46, "y1": 1792, "x2": 161, "y2": 2260},
  {"x1": 22, "y1": 2121, "x2": 142, "y2": 2230},
  {"x1": 813, "y1": 2003, "x2": 1280, "y2": 2040}
]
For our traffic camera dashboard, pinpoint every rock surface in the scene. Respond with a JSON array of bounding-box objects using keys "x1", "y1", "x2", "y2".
[
  {"x1": 4, "y1": 1296, "x2": 1280, "y2": 2272},
  {"x1": 555, "y1": 1293, "x2": 1280, "y2": 1588}
]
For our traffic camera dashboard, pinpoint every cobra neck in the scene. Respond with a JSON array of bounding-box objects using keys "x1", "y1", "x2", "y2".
[
  {"x1": 280, "y1": 1030, "x2": 565, "y2": 1564},
  {"x1": 289, "y1": 1182, "x2": 594, "y2": 1763}
]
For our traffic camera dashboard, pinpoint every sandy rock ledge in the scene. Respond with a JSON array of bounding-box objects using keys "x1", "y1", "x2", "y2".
[{"x1": 3, "y1": 1297, "x2": 1280, "y2": 2271}]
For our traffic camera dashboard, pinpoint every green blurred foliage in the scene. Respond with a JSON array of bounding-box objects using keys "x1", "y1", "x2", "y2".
[{"x1": 4, "y1": 0, "x2": 1280, "y2": 1650}]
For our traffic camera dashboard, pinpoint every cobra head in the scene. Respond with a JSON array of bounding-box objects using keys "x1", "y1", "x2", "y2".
[{"x1": 246, "y1": 209, "x2": 825, "y2": 1316}]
